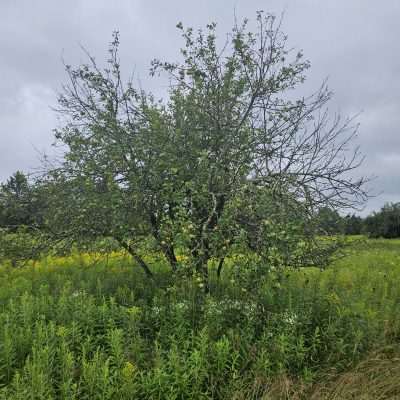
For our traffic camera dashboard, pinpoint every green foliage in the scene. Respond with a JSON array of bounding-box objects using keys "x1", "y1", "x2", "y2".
[
  {"x1": 0, "y1": 172, "x2": 49, "y2": 265},
  {"x1": 364, "y1": 202, "x2": 400, "y2": 238},
  {"x1": 0, "y1": 171, "x2": 32, "y2": 230},
  {"x1": 0, "y1": 228, "x2": 43, "y2": 267},
  {"x1": 343, "y1": 213, "x2": 363, "y2": 235},
  {"x1": 315, "y1": 207, "x2": 344, "y2": 235},
  {"x1": 0, "y1": 240, "x2": 399, "y2": 398}
]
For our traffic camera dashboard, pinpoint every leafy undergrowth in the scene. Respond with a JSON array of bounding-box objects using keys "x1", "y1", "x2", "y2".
[{"x1": 0, "y1": 239, "x2": 399, "y2": 399}]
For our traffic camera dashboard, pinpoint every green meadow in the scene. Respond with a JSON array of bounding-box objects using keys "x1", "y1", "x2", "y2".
[{"x1": 0, "y1": 238, "x2": 399, "y2": 399}]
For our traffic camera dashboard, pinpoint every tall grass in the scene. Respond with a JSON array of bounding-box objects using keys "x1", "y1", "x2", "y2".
[{"x1": 0, "y1": 239, "x2": 399, "y2": 399}]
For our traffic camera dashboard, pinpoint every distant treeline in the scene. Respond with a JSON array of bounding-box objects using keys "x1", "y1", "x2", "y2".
[
  {"x1": 0, "y1": 171, "x2": 399, "y2": 250},
  {"x1": 317, "y1": 203, "x2": 400, "y2": 238}
]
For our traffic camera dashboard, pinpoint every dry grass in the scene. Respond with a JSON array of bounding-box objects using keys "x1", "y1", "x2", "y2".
[
  {"x1": 310, "y1": 346, "x2": 400, "y2": 400},
  {"x1": 232, "y1": 346, "x2": 400, "y2": 400},
  {"x1": 231, "y1": 375, "x2": 308, "y2": 400}
]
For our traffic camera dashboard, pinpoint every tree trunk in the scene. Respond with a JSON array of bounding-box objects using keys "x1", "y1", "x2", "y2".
[
  {"x1": 217, "y1": 257, "x2": 225, "y2": 279},
  {"x1": 161, "y1": 243, "x2": 178, "y2": 272},
  {"x1": 149, "y1": 212, "x2": 178, "y2": 272},
  {"x1": 117, "y1": 240, "x2": 153, "y2": 278}
]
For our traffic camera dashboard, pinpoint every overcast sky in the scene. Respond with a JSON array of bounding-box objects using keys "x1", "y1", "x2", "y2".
[{"x1": 1, "y1": 0, "x2": 399, "y2": 215}]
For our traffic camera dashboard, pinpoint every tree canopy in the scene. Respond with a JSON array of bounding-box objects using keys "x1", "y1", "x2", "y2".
[{"x1": 4, "y1": 13, "x2": 369, "y2": 284}]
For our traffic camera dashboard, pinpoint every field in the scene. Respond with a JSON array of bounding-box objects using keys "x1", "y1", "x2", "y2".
[{"x1": 0, "y1": 238, "x2": 399, "y2": 399}]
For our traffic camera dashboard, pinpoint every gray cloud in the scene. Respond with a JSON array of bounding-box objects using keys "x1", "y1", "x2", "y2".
[{"x1": 1, "y1": 0, "x2": 399, "y2": 215}]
